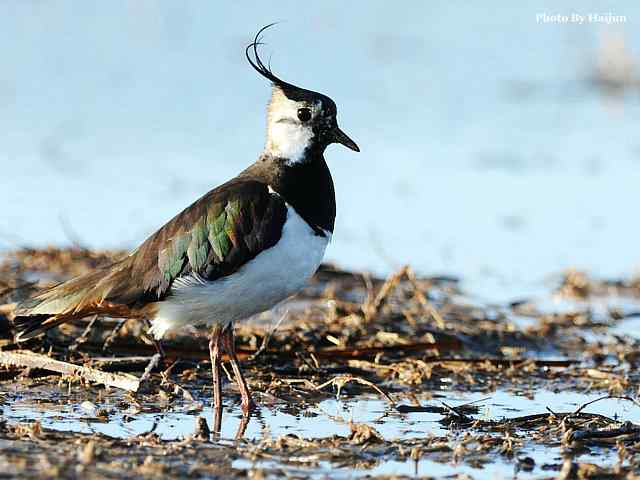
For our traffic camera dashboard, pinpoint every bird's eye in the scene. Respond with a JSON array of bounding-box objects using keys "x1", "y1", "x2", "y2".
[{"x1": 297, "y1": 108, "x2": 312, "y2": 122}]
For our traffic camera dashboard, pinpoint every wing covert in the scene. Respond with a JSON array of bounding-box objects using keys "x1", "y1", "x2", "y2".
[{"x1": 127, "y1": 180, "x2": 288, "y2": 301}]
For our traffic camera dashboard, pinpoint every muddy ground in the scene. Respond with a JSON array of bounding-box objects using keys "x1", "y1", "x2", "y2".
[{"x1": 1, "y1": 248, "x2": 640, "y2": 479}]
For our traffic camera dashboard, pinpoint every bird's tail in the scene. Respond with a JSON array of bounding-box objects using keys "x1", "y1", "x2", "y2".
[{"x1": 12, "y1": 261, "x2": 130, "y2": 341}]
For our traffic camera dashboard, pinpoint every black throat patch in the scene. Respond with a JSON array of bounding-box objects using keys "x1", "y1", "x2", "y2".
[{"x1": 240, "y1": 151, "x2": 336, "y2": 236}]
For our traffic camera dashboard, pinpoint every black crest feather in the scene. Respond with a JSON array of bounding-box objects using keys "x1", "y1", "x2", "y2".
[
  {"x1": 245, "y1": 24, "x2": 335, "y2": 106},
  {"x1": 246, "y1": 23, "x2": 301, "y2": 91}
]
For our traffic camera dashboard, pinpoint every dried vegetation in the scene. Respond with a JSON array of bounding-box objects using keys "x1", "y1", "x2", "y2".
[{"x1": 1, "y1": 248, "x2": 640, "y2": 478}]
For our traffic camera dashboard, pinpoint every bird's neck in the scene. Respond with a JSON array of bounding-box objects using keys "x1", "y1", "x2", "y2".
[{"x1": 243, "y1": 150, "x2": 336, "y2": 234}]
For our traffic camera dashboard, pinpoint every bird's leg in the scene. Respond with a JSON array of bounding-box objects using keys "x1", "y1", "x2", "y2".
[
  {"x1": 221, "y1": 324, "x2": 253, "y2": 413},
  {"x1": 152, "y1": 338, "x2": 166, "y2": 359},
  {"x1": 144, "y1": 319, "x2": 166, "y2": 359},
  {"x1": 138, "y1": 320, "x2": 166, "y2": 386},
  {"x1": 235, "y1": 409, "x2": 250, "y2": 440},
  {"x1": 209, "y1": 324, "x2": 223, "y2": 416}
]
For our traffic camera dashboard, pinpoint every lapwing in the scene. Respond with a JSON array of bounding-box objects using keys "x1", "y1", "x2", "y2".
[{"x1": 12, "y1": 24, "x2": 359, "y2": 414}]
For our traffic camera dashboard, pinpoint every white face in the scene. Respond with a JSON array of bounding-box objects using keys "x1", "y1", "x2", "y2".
[{"x1": 265, "y1": 88, "x2": 322, "y2": 164}]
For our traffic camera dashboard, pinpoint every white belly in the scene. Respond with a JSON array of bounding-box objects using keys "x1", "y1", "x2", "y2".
[{"x1": 149, "y1": 206, "x2": 330, "y2": 339}]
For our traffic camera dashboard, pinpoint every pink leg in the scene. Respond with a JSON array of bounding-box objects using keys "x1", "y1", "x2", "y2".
[
  {"x1": 209, "y1": 324, "x2": 223, "y2": 419},
  {"x1": 235, "y1": 409, "x2": 250, "y2": 440},
  {"x1": 221, "y1": 324, "x2": 253, "y2": 413}
]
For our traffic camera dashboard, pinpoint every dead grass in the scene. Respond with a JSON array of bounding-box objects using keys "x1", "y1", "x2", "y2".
[{"x1": 2, "y1": 248, "x2": 640, "y2": 478}]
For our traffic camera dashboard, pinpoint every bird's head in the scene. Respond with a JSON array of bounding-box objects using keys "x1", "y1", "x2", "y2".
[{"x1": 247, "y1": 24, "x2": 359, "y2": 164}]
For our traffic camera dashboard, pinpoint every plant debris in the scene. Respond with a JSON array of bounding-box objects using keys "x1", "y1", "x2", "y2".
[{"x1": 2, "y1": 247, "x2": 640, "y2": 478}]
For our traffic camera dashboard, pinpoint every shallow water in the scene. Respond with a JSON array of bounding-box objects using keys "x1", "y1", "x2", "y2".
[{"x1": 4, "y1": 381, "x2": 638, "y2": 477}]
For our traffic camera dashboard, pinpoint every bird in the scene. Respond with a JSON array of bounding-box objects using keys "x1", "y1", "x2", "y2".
[{"x1": 11, "y1": 24, "x2": 359, "y2": 415}]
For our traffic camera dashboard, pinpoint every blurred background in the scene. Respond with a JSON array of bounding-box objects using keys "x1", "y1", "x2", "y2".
[{"x1": 0, "y1": 1, "x2": 638, "y2": 300}]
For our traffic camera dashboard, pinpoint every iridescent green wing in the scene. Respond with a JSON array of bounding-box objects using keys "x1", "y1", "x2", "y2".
[{"x1": 126, "y1": 179, "x2": 287, "y2": 300}]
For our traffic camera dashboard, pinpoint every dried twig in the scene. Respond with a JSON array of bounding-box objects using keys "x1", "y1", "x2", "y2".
[
  {"x1": 68, "y1": 315, "x2": 98, "y2": 352},
  {"x1": 89, "y1": 356, "x2": 152, "y2": 372},
  {"x1": 79, "y1": 338, "x2": 462, "y2": 361},
  {"x1": 316, "y1": 374, "x2": 395, "y2": 406},
  {"x1": 571, "y1": 395, "x2": 640, "y2": 416},
  {"x1": 320, "y1": 339, "x2": 462, "y2": 359},
  {"x1": 247, "y1": 311, "x2": 287, "y2": 362},
  {"x1": 0, "y1": 350, "x2": 139, "y2": 392},
  {"x1": 571, "y1": 421, "x2": 640, "y2": 443},
  {"x1": 139, "y1": 353, "x2": 162, "y2": 386},
  {"x1": 440, "y1": 401, "x2": 470, "y2": 420},
  {"x1": 102, "y1": 318, "x2": 128, "y2": 350},
  {"x1": 433, "y1": 357, "x2": 576, "y2": 368}
]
